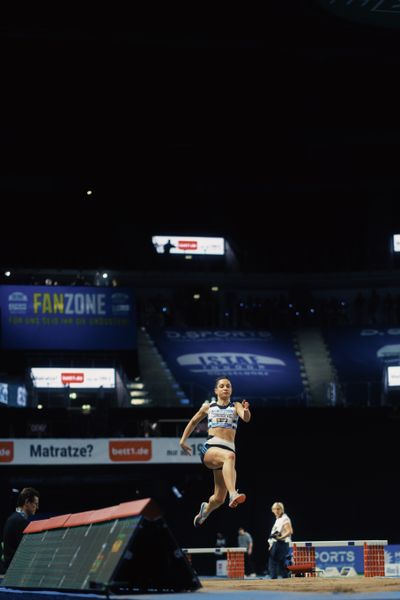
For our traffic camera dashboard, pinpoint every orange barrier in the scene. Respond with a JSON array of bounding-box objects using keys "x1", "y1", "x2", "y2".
[
  {"x1": 364, "y1": 542, "x2": 385, "y2": 577},
  {"x1": 227, "y1": 549, "x2": 245, "y2": 578},
  {"x1": 291, "y1": 540, "x2": 387, "y2": 578}
]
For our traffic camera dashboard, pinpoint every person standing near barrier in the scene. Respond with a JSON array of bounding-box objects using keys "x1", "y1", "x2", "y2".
[
  {"x1": 179, "y1": 376, "x2": 251, "y2": 526},
  {"x1": 214, "y1": 532, "x2": 227, "y2": 575},
  {"x1": 267, "y1": 501, "x2": 293, "y2": 579},
  {"x1": 238, "y1": 527, "x2": 256, "y2": 577},
  {"x1": 2, "y1": 487, "x2": 40, "y2": 570}
]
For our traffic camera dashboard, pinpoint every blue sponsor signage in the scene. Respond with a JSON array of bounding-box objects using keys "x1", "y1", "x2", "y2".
[
  {"x1": 0, "y1": 382, "x2": 28, "y2": 407},
  {"x1": 386, "y1": 544, "x2": 400, "y2": 565},
  {"x1": 0, "y1": 285, "x2": 136, "y2": 350},
  {"x1": 150, "y1": 329, "x2": 304, "y2": 404},
  {"x1": 314, "y1": 544, "x2": 397, "y2": 575},
  {"x1": 324, "y1": 327, "x2": 400, "y2": 382},
  {"x1": 315, "y1": 546, "x2": 364, "y2": 573}
]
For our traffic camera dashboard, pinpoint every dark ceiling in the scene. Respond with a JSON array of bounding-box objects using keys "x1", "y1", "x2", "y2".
[
  {"x1": 1, "y1": 1, "x2": 399, "y2": 47},
  {"x1": 0, "y1": 1, "x2": 399, "y2": 273}
]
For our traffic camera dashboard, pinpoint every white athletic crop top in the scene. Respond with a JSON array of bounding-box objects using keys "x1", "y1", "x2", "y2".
[{"x1": 207, "y1": 401, "x2": 239, "y2": 430}]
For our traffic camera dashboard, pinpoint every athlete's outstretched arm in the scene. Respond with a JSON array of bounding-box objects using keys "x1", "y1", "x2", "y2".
[
  {"x1": 235, "y1": 400, "x2": 251, "y2": 422},
  {"x1": 179, "y1": 403, "x2": 209, "y2": 454}
]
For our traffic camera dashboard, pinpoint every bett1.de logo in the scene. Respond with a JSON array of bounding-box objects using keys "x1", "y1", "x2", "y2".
[{"x1": 0, "y1": 441, "x2": 14, "y2": 462}]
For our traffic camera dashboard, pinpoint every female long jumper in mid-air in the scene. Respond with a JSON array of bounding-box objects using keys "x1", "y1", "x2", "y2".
[{"x1": 179, "y1": 376, "x2": 251, "y2": 527}]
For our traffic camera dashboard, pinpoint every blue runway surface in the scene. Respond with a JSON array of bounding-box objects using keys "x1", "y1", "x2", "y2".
[{"x1": 2, "y1": 585, "x2": 400, "y2": 600}]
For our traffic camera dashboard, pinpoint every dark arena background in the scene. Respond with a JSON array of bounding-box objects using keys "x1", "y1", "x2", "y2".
[{"x1": 1, "y1": 1, "x2": 400, "y2": 598}]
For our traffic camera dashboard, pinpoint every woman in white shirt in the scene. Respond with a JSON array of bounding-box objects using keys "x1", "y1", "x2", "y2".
[{"x1": 268, "y1": 501, "x2": 293, "y2": 579}]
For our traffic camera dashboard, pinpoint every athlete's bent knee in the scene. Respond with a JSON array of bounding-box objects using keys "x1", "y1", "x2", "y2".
[{"x1": 223, "y1": 453, "x2": 235, "y2": 464}]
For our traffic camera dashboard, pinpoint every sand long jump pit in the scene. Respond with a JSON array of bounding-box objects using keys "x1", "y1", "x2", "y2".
[{"x1": 201, "y1": 576, "x2": 400, "y2": 594}]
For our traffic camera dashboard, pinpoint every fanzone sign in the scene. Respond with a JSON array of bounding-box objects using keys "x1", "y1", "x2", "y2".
[
  {"x1": 0, "y1": 439, "x2": 207, "y2": 465},
  {"x1": 0, "y1": 285, "x2": 136, "y2": 350}
]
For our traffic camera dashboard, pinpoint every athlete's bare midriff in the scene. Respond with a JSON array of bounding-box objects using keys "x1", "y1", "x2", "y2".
[{"x1": 208, "y1": 426, "x2": 236, "y2": 442}]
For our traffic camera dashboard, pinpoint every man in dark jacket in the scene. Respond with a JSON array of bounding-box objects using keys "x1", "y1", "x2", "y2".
[{"x1": 2, "y1": 487, "x2": 40, "y2": 570}]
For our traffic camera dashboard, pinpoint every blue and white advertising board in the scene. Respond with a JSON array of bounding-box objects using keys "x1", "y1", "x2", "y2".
[
  {"x1": 324, "y1": 327, "x2": 400, "y2": 382},
  {"x1": 314, "y1": 544, "x2": 400, "y2": 575},
  {"x1": 0, "y1": 285, "x2": 136, "y2": 350},
  {"x1": 150, "y1": 329, "x2": 304, "y2": 404}
]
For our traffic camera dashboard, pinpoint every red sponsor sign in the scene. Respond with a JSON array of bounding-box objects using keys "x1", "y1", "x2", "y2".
[
  {"x1": 61, "y1": 373, "x2": 84, "y2": 384},
  {"x1": 109, "y1": 440, "x2": 152, "y2": 462},
  {"x1": 0, "y1": 441, "x2": 14, "y2": 462},
  {"x1": 178, "y1": 241, "x2": 197, "y2": 251}
]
